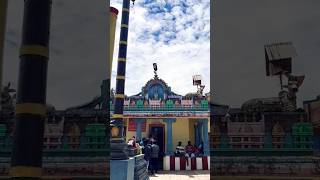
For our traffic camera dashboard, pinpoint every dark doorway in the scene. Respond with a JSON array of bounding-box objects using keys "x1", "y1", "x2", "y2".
[{"x1": 149, "y1": 124, "x2": 165, "y2": 170}]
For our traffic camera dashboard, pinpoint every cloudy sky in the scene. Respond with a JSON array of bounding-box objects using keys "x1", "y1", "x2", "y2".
[
  {"x1": 110, "y1": 0, "x2": 210, "y2": 96},
  {"x1": 3, "y1": 0, "x2": 209, "y2": 110},
  {"x1": 212, "y1": 0, "x2": 320, "y2": 108}
]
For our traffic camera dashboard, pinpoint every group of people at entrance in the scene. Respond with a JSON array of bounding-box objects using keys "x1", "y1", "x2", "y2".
[
  {"x1": 175, "y1": 141, "x2": 204, "y2": 158},
  {"x1": 127, "y1": 136, "x2": 160, "y2": 175},
  {"x1": 140, "y1": 138, "x2": 159, "y2": 175}
]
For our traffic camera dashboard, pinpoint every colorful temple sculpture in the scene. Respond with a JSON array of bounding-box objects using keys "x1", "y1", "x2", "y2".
[
  {"x1": 110, "y1": 69, "x2": 211, "y2": 171},
  {"x1": 210, "y1": 42, "x2": 320, "y2": 176},
  {"x1": 1, "y1": 70, "x2": 212, "y2": 177}
]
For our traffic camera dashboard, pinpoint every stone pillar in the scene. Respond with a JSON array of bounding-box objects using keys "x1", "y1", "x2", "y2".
[
  {"x1": 199, "y1": 121, "x2": 204, "y2": 141},
  {"x1": 196, "y1": 121, "x2": 204, "y2": 146},
  {"x1": 134, "y1": 118, "x2": 144, "y2": 141},
  {"x1": 199, "y1": 119, "x2": 209, "y2": 156},
  {"x1": 163, "y1": 118, "x2": 176, "y2": 155}
]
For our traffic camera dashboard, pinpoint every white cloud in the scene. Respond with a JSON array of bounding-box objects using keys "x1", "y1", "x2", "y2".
[{"x1": 110, "y1": 0, "x2": 210, "y2": 96}]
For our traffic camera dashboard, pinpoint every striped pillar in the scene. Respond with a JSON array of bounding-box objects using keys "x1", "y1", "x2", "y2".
[
  {"x1": 0, "y1": 0, "x2": 8, "y2": 111},
  {"x1": 10, "y1": 0, "x2": 51, "y2": 179},
  {"x1": 110, "y1": 0, "x2": 131, "y2": 160}
]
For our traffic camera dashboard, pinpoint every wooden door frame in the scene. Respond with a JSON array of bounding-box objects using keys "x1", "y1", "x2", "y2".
[{"x1": 149, "y1": 123, "x2": 165, "y2": 153}]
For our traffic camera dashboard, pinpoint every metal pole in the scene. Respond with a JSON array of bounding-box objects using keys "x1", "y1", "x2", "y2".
[
  {"x1": 10, "y1": 0, "x2": 52, "y2": 179},
  {"x1": 110, "y1": 0, "x2": 131, "y2": 160},
  {"x1": 0, "y1": 0, "x2": 8, "y2": 111}
]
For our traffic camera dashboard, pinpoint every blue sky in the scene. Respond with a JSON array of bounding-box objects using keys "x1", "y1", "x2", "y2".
[
  {"x1": 3, "y1": 0, "x2": 210, "y2": 109},
  {"x1": 110, "y1": 0, "x2": 210, "y2": 96}
]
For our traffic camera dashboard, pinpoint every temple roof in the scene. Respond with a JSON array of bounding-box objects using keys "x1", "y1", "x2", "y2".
[{"x1": 126, "y1": 76, "x2": 182, "y2": 100}]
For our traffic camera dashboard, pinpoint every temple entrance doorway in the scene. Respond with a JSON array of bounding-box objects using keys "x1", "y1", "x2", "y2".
[{"x1": 149, "y1": 124, "x2": 165, "y2": 170}]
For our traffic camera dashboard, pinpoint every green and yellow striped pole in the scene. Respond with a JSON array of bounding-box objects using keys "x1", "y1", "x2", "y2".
[
  {"x1": 10, "y1": 0, "x2": 52, "y2": 179},
  {"x1": 0, "y1": 0, "x2": 8, "y2": 111},
  {"x1": 110, "y1": 0, "x2": 131, "y2": 160}
]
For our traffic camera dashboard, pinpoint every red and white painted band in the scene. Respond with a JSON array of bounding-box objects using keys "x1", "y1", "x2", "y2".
[
  {"x1": 175, "y1": 157, "x2": 180, "y2": 170},
  {"x1": 163, "y1": 156, "x2": 209, "y2": 171},
  {"x1": 196, "y1": 157, "x2": 202, "y2": 170},
  {"x1": 186, "y1": 158, "x2": 191, "y2": 170}
]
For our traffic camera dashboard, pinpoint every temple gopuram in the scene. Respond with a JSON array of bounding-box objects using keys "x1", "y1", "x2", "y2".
[{"x1": 111, "y1": 71, "x2": 211, "y2": 170}]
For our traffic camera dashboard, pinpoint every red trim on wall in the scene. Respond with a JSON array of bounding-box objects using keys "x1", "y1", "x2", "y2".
[
  {"x1": 191, "y1": 157, "x2": 197, "y2": 170},
  {"x1": 170, "y1": 156, "x2": 175, "y2": 171},
  {"x1": 202, "y1": 156, "x2": 208, "y2": 170},
  {"x1": 128, "y1": 119, "x2": 146, "y2": 132},
  {"x1": 180, "y1": 157, "x2": 186, "y2": 170}
]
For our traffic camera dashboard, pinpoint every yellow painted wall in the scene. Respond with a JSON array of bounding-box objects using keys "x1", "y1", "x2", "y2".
[
  {"x1": 125, "y1": 118, "x2": 210, "y2": 152},
  {"x1": 172, "y1": 118, "x2": 190, "y2": 152},
  {"x1": 189, "y1": 119, "x2": 196, "y2": 145}
]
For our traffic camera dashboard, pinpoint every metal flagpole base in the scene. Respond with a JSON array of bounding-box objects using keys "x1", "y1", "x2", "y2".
[
  {"x1": 110, "y1": 119, "x2": 128, "y2": 159},
  {"x1": 110, "y1": 138, "x2": 128, "y2": 160}
]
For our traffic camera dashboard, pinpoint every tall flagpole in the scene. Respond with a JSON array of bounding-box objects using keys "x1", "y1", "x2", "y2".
[
  {"x1": 10, "y1": 0, "x2": 52, "y2": 179},
  {"x1": 110, "y1": 0, "x2": 132, "y2": 160}
]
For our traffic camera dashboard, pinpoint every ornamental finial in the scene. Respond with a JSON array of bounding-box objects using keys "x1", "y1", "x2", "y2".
[{"x1": 153, "y1": 63, "x2": 158, "y2": 79}]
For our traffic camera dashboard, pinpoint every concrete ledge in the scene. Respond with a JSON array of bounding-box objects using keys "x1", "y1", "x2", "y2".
[{"x1": 110, "y1": 157, "x2": 135, "y2": 180}]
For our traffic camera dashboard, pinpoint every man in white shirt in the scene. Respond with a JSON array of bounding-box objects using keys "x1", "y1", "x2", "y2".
[{"x1": 175, "y1": 141, "x2": 185, "y2": 156}]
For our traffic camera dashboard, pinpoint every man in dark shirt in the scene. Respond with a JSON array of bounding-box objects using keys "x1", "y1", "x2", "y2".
[
  {"x1": 143, "y1": 139, "x2": 152, "y2": 172},
  {"x1": 150, "y1": 140, "x2": 159, "y2": 174}
]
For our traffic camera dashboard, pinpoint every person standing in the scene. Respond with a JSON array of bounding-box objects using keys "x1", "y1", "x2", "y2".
[
  {"x1": 150, "y1": 140, "x2": 159, "y2": 174},
  {"x1": 143, "y1": 139, "x2": 152, "y2": 172}
]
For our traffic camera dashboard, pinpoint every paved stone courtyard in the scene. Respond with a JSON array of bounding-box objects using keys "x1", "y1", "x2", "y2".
[{"x1": 149, "y1": 170, "x2": 210, "y2": 180}]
